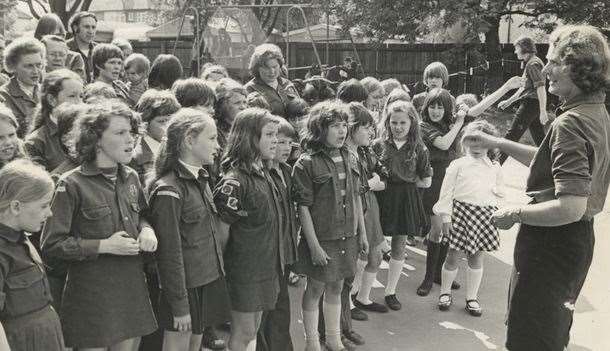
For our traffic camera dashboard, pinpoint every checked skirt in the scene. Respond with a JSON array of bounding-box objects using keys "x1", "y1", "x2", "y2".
[{"x1": 442, "y1": 199, "x2": 500, "y2": 255}]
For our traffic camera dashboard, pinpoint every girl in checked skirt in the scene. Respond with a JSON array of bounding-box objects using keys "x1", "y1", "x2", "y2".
[{"x1": 432, "y1": 121, "x2": 504, "y2": 316}]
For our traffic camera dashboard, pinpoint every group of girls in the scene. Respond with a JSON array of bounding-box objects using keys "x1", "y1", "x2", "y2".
[{"x1": 0, "y1": 31, "x2": 532, "y2": 351}]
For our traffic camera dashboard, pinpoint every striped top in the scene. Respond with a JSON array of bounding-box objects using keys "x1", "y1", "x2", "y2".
[{"x1": 330, "y1": 149, "x2": 347, "y2": 200}]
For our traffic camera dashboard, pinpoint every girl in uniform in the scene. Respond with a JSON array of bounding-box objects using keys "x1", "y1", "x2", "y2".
[
  {"x1": 41, "y1": 101, "x2": 158, "y2": 351},
  {"x1": 0, "y1": 159, "x2": 64, "y2": 351},
  {"x1": 213, "y1": 108, "x2": 281, "y2": 351},
  {"x1": 149, "y1": 108, "x2": 229, "y2": 351},
  {"x1": 25, "y1": 69, "x2": 84, "y2": 171},
  {"x1": 0, "y1": 107, "x2": 24, "y2": 169},
  {"x1": 372, "y1": 100, "x2": 432, "y2": 310},
  {"x1": 292, "y1": 101, "x2": 367, "y2": 351},
  {"x1": 417, "y1": 88, "x2": 465, "y2": 297}
]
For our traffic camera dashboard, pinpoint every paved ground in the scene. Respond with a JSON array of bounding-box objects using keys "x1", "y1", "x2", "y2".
[
  {"x1": 207, "y1": 158, "x2": 610, "y2": 350},
  {"x1": 286, "y1": 159, "x2": 610, "y2": 351}
]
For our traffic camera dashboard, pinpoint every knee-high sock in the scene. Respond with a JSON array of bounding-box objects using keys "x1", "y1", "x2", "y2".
[
  {"x1": 440, "y1": 264, "x2": 458, "y2": 296},
  {"x1": 385, "y1": 258, "x2": 403, "y2": 296},
  {"x1": 357, "y1": 271, "x2": 377, "y2": 305},
  {"x1": 303, "y1": 308, "x2": 320, "y2": 345},
  {"x1": 466, "y1": 267, "x2": 484, "y2": 301},
  {"x1": 323, "y1": 298, "x2": 344, "y2": 350},
  {"x1": 350, "y1": 259, "x2": 367, "y2": 296}
]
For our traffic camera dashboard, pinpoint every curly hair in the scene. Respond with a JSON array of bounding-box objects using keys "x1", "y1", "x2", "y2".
[
  {"x1": 3, "y1": 37, "x2": 45, "y2": 73},
  {"x1": 214, "y1": 78, "x2": 247, "y2": 125},
  {"x1": 135, "y1": 89, "x2": 181, "y2": 123},
  {"x1": 248, "y1": 43, "x2": 285, "y2": 80},
  {"x1": 347, "y1": 102, "x2": 374, "y2": 138},
  {"x1": 514, "y1": 36, "x2": 537, "y2": 54},
  {"x1": 301, "y1": 100, "x2": 349, "y2": 151},
  {"x1": 70, "y1": 101, "x2": 141, "y2": 163},
  {"x1": 548, "y1": 25, "x2": 610, "y2": 94},
  {"x1": 83, "y1": 81, "x2": 117, "y2": 103},
  {"x1": 221, "y1": 107, "x2": 278, "y2": 173}
]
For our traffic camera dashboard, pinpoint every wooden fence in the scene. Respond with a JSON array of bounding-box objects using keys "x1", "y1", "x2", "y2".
[{"x1": 132, "y1": 40, "x2": 548, "y2": 96}]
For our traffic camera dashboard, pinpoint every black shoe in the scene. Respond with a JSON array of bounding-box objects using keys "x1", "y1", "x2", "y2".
[
  {"x1": 354, "y1": 299, "x2": 389, "y2": 313},
  {"x1": 202, "y1": 327, "x2": 226, "y2": 350},
  {"x1": 343, "y1": 330, "x2": 365, "y2": 345},
  {"x1": 350, "y1": 307, "x2": 368, "y2": 321},
  {"x1": 340, "y1": 335, "x2": 357, "y2": 351},
  {"x1": 382, "y1": 250, "x2": 391, "y2": 262},
  {"x1": 405, "y1": 235, "x2": 416, "y2": 246},
  {"x1": 384, "y1": 294, "x2": 402, "y2": 311},
  {"x1": 416, "y1": 279, "x2": 433, "y2": 296},
  {"x1": 434, "y1": 278, "x2": 461, "y2": 290}
]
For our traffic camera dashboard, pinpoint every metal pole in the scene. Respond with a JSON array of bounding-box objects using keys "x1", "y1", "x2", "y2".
[{"x1": 285, "y1": 5, "x2": 323, "y2": 77}]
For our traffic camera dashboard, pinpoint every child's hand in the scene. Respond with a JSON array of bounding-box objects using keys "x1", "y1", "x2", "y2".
[
  {"x1": 367, "y1": 173, "x2": 385, "y2": 191},
  {"x1": 138, "y1": 227, "x2": 158, "y2": 252},
  {"x1": 359, "y1": 234, "x2": 369, "y2": 255},
  {"x1": 492, "y1": 207, "x2": 521, "y2": 230},
  {"x1": 442, "y1": 222, "x2": 452, "y2": 236},
  {"x1": 498, "y1": 100, "x2": 511, "y2": 110},
  {"x1": 99, "y1": 231, "x2": 140, "y2": 256},
  {"x1": 455, "y1": 109, "x2": 466, "y2": 123},
  {"x1": 173, "y1": 314, "x2": 192, "y2": 332},
  {"x1": 310, "y1": 244, "x2": 330, "y2": 266}
]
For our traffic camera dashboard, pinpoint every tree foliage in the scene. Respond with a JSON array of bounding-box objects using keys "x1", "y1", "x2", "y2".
[{"x1": 331, "y1": 0, "x2": 609, "y2": 89}]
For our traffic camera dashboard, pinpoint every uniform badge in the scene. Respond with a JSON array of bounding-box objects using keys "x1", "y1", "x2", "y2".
[
  {"x1": 129, "y1": 184, "x2": 138, "y2": 198},
  {"x1": 227, "y1": 197, "x2": 238, "y2": 210},
  {"x1": 221, "y1": 184, "x2": 233, "y2": 195}
]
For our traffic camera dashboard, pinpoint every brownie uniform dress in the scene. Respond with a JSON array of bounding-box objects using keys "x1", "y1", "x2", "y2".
[
  {"x1": 292, "y1": 147, "x2": 359, "y2": 283},
  {"x1": 24, "y1": 120, "x2": 68, "y2": 172},
  {"x1": 372, "y1": 138, "x2": 432, "y2": 237},
  {"x1": 421, "y1": 120, "x2": 457, "y2": 215},
  {"x1": 357, "y1": 146, "x2": 386, "y2": 249},
  {"x1": 0, "y1": 224, "x2": 64, "y2": 351},
  {"x1": 433, "y1": 155, "x2": 504, "y2": 255},
  {"x1": 150, "y1": 162, "x2": 230, "y2": 333},
  {"x1": 41, "y1": 163, "x2": 157, "y2": 348},
  {"x1": 213, "y1": 164, "x2": 283, "y2": 312}
]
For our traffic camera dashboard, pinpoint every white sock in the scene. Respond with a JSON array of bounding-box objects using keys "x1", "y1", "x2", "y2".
[
  {"x1": 357, "y1": 271, "x2": 377, "y2": 305},
  {"x1": 349, "y1": 296, "x2": 355, "y2": 310},
  {"x1": 351, "y1": 259, "x2": 367, "y2": 296},
  {"x1": 302, "y1": 308, "x2": 320, "y2": 346},
  {"x1": 385, "y1": 258, "x2": 403, "y2": 296},
  {"x1": 323, "y1": 299, "x2": 344, "y2": 350},
  {"x1": 440, "y1": 264, "x2": 459, "y2": 296},
  {"x1": 466, "y1": 267, "x2": 484, "y2": 301},
  {"x1": 246, "y1": 339, "x2": 257, "y2": 351}
]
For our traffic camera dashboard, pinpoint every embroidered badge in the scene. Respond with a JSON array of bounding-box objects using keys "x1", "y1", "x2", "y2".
[
  {"x1": 226, "y1": 196, "x2": 239, "y2": 210},
  {"x1": 129, "y1": 184, "x2": 138, "y2": 198},
  {"x1": 221, "y1": 184, "x2": 233, "y2": 195}
]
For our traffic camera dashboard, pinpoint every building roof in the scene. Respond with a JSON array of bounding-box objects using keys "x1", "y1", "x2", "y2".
[
  {"x1": 89, "y1": 0, "x2": 170, "y2": 12},
  {"x1": 146, "y1": 16, "x2": 257, "y2": 42}
]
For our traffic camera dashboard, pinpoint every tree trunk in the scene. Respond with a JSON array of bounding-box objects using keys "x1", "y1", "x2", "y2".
[{"x1": 483, "y1": 15, "x2": 503, "y2": 94}]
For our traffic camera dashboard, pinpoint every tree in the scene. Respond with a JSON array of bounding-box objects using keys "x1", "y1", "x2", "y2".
[
  {"x1": 331, "y1": 0, "x2": 610, "y2": 90},
  {"x1": 19, "y1": 0, "x2": 94, "y2": 28}
]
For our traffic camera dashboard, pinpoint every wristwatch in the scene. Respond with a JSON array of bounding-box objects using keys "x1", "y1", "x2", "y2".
[{"x1": 511, "y1": 207, "x2": 523, "y2": 224}]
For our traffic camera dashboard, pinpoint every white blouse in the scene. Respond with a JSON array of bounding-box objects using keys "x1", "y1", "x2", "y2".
[{"x1": 433, "y1": 155, "x2": 505, "y2": 223}]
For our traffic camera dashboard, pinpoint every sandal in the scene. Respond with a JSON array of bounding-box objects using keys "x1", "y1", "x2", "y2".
[
  {"x1": 465, "y1": 299, "x2": 483, "y2": 317},
  {"x1": 438, "y1": 294, "x2": 452, "y2": 311}
]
